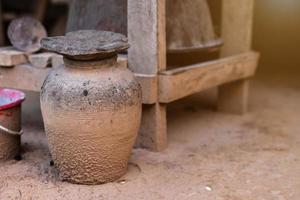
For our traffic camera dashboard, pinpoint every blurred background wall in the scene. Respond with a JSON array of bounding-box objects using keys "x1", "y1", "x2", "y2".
[{"x1": 253, "y1": 0, "x2": 300, "y2": 75}]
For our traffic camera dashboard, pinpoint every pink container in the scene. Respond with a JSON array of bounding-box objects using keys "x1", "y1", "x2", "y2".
[{"x1": 0, "y1": 88, "x2": 25, "y2": 160}]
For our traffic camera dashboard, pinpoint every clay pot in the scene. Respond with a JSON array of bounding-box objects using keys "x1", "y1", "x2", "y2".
[
  {"x1": 166, "y1": 0, "x2": 223, "y2": 53},
  {"x1": 40, "y1": 30, "x2": 142, "y2": 184},
  {"x1": 0, "y1": 89, "x2": 25, "y2": 160}
]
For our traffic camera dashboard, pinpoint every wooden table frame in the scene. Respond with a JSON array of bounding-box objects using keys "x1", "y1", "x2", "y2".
[
  {"x1": 0, "y1": 0, "x2": 259, "y2": 152},
  {"x1": 128, "y1": 0, "x2": 259, "y2": 151}
]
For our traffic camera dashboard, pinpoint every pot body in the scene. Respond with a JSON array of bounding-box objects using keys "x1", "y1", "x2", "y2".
[
  {"x1": 0, "y1": 106, "x2": 21, "y2": 160},
  {"x1": 40, "y1": 57, "x2": 142, "y2": 184}
]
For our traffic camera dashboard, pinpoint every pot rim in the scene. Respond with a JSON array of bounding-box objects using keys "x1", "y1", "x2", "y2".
[{"x1": 0, "y1": 88, "x2": 25, "y2": 111}]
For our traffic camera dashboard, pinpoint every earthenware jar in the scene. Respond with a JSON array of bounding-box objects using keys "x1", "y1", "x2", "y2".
[{"x1": 40, "y1": 30, "x2": 142, "y2": 184}]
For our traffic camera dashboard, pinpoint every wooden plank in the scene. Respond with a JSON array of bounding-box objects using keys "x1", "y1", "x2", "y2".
[
  {"x1": 157, "y1": 0, "x2": 167, "y2": 72},
  {"x1": 218, "y1": 0, "x2": 255, "y2": 114},
  {"x1": 158, "y1": 52, "x2": 259, "y2": 103},
  {"x1": 0, "y1": 47, "x2": 28, "y2": 67},
  {"x1": 128, "y1": 0, "x2": 167, "y2": 151},
  {"x1": 0, "y1": 64, "x2": 50, "y2": 91},
  {"x1": 51, "y1": 54, "x2": 64, "y2": 68},
  {"x1": 128, "y1": 0, "x2": 166, "y2": 74},
  {"x1": 117, "y1": 54, "x2": 128, "y2": 68},
  {"x1": 135, "y1": 74, "x2": 157, "y2": 104},
  {"x1": 135, "y1": 103, "x2": 167, "y2": 151},
  {"x1": 28, "y1": 52, "x2": 56, "y2": 68}
]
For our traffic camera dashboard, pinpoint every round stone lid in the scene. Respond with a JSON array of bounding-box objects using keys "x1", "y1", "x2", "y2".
[
  {"x1": 40, "y1": 30, "x2": 129, "y2": 60},
  {"x1": 8, "y1": 17, "x2": 47, "y2": 53}
]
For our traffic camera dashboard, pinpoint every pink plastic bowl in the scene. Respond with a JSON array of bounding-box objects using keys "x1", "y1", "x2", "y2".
[{"x1": 0, "y1": 88, "x2": 25, "y2": 111}]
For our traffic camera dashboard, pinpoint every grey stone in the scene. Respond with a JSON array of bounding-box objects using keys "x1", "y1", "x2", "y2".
[
  {"x1": 7, "y1": 17, "x2": 47, "y2": 53},
  {"x1": 40, "y1": 30, "x2": 129, "y2": 60}
]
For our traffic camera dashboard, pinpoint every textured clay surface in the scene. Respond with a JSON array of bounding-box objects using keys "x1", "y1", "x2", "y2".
[
  {"x1": 40, "y1": 57, "x2": 142, "y2": 184},
  {"x1": 40, "y1": 30, "x2": 129, "y2": 60},
  {"x1": 0, "y1": 106, "x2": 21, "y2": 160}
]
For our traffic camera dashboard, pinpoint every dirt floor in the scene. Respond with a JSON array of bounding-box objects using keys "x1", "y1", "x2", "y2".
[{"x1": 0, "y1": 68, "x2": 299, "y2": 200}]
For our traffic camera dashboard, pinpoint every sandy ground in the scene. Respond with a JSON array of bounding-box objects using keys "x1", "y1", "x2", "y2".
[{"x1": 0, "y1": 69, "x2": 299, "y2": 200}]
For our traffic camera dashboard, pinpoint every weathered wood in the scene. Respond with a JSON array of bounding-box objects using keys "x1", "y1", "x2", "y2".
[
  {"x1": 0, "y1": 47, "x2": 28, "y2": 67},
  {"x1": 128, "y1": 0, "x2": 166, "y2": 74},
  {"x1": 218, "y1": 79, "x2": 249, "y2": 114},
  {"x1": 218, "y1": 0, "x2": 255, "y2": 113},
  {"x1": 135, "y1": 74, "x2": 158, "y2": 104},
  {"x1": 157, "y1": 0, "x2": 167, "y2": 72},
  {"x1": 159, "y1": 52, "x2": 259, "y2": 103},
  {"x1": 51, "y1": 54, "x2": 64, "y2": 68},
  {"x1": 0, "y1": 64, "x2": 50, "y2": 91},
  {"x1": 135, "y1": 103, "x2": 167, "y2": 151},
  {"x1": 128, "y1": 0, "x2": 167, "y2": 151},
  {"x1": 117, "y1": 54, "x2": 128, "y2": 68},
  {"x1": 28, "y1": 52, "x2": 56, "y2": 68}
]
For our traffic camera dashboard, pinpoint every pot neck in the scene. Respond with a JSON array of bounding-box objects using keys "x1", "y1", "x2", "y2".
[{"x1": 63, "y1": 55, "x2": 118, "y2": 69}]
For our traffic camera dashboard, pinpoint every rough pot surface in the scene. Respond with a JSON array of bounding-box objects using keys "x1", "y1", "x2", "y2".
[
  {"x1": 40, "y1": 56, "x2": 142, "y2": 184},
  {"x1": 40, "y1": 30, "x2": 141, "y2": 184},
  {"x1": 40, "y1": 30, "x2": 129, "y2": 60}
]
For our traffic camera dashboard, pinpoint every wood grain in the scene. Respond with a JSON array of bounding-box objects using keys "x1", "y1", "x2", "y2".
[
  {"x1": 128, "y1": 0, "x2": 167, "y2": 151},
  {"x1": 218, "y1": 0, "x2": 256, "y2": 114},
  {"x1": 0, "y1": 47, "x2": 28, "y2": 67},
  {"x1": 28, "y1": 52, "x2": 56, "y2": 68},
  {"x1": 159, "y1": 52, "x2": 259, "y2": 103}
]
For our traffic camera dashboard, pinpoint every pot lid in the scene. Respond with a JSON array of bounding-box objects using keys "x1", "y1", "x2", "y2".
[
  {"x1": 0, "y1": 88, "x2": 25, "y2": 111},
  {"x1": 40, "y1": 30, "x2": 129, "y2": 60}
]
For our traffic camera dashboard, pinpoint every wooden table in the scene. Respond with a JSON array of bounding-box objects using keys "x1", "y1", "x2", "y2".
[
  {"x1": 0, "y1": 50, "x2": 258, "y2": 152},
  {"x1": 0, "y1": 0, "x2": 259, "y2": 152}
]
